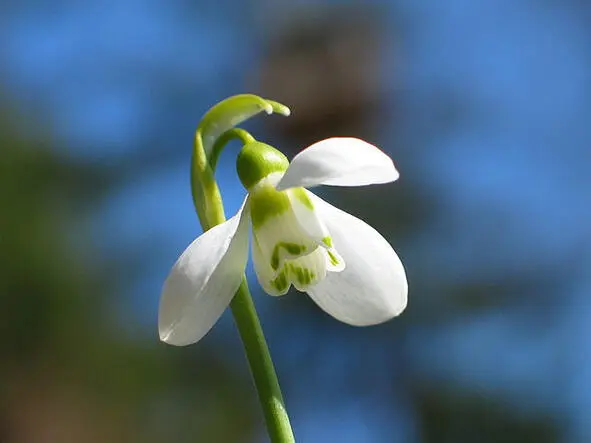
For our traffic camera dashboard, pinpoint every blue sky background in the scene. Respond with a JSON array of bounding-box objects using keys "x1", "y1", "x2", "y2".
[{"x1": 2, "y1": 1, "x2": 590, "y2": 442}]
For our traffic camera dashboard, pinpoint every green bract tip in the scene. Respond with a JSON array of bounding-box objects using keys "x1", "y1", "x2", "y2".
[{"x1": 197, "y1": 94, "x2": 290, "y2": 159}]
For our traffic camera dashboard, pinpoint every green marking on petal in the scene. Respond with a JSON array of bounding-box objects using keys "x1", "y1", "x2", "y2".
[
  {"x1": 322, "y1": 236, "x2": 333, "y2": 248},
  {"x1": 303, "y1": 269, "x2": 314, "y2": 285},
  {"x1": 291, "y1": 188, "x2": 314, "y2": 210},
  {"x1": 271, "y1": 242, "x2": 307, "y2": 270},
  {"x1": 287, "y1": 264, "x2": 315, "y2": 286},
  {"x1": 250, "y1": 186, "x2": 291, "y2": 229},
  {"x1": 270, "y1": 269, "x2": 289, "y2": 293},
  {"x1": 327, "y1": 250, "x2": 340, "y2": 266}
]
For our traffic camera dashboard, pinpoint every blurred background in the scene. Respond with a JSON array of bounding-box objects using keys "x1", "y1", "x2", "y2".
[{"x1": 1, "y1": 1, "x2": 590, "y2": 442}]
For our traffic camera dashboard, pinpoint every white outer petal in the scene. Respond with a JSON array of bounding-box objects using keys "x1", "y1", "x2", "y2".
[
  {"x1": 306, "y1": 193, "x2": 407, "y2": 326},
  {"x1": 158, "y1": 201, "x2": 250, "y2": 346},
  {"x1": 276, "y1": 137, "x2": 399, "y2": 191}
]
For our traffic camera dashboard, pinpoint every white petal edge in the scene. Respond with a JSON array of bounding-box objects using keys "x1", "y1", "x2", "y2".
[
  {"x1": 276, "y1": 137, "x2": 399, "y2": 191},
  {"x1": 306, "y1": 193, "x2": 407, "y2": 326},
  {"x1": 158, "y1": 200, "x2": 250, "y2": 346}
]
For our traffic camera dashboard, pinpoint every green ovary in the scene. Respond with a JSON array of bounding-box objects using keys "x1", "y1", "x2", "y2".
[{"x1": 236, "y1": 142, "x2": 289, "y2": 190}]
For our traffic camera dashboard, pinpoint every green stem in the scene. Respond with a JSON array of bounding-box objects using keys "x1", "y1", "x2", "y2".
[
  {"x1": 209, "y1": 128, "x2": 255, "y2": 171},
  {"x1": 230, "y1": 278, "x2": 295, "y2": 443},
  {"x1": 192, "y1": 126, "x2": 295, "y2": 442}
]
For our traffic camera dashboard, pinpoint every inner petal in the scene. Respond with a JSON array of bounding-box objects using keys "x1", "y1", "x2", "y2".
[
  {"x1": 253, "y1": 209, "x2": 317, "y2": 272},
  {"x1": 282, "y1": 247, "x2": 328, "y2": 292},
  {"x1": 287, "y1": 188, "x2": 345, "y2": 273},
  {"x1": 254, "y1": 243, "x2": 330, "y2": 295},
  {"x1": 250, "y1": 181, "x2": 318, "y2": 273},
  {"x1": 252, "y1": 235, "x2": 287, "y2": 296},
  {"x1": 249, "y1": 178, "x2": 344, "y2": 296}
]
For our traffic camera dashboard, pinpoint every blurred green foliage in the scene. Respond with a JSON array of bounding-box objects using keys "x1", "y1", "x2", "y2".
[{"x1": 0, "y1": 101, "x2": 257, "y2": 443}]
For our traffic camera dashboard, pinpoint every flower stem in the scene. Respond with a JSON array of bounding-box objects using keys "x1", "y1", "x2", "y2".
[
  {"x1": 192, "y1": 123, "x2": 295, "y2": 442},
  {"x1": 209, "y1": 128, "x2": 255, "y2": 171},
  {"x1": 230, "y1": 277, "x2": 295, "y2": 443}
]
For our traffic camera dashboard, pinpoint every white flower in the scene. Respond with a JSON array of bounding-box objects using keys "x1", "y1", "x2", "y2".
[{"x1": 159, "y1": 137, "x2": 408, "y2": 346}]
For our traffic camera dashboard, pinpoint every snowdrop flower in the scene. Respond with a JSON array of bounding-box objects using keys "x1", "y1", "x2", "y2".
[{"x1": 159, "y1": 137, "x2": 408, "y2": 346}]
